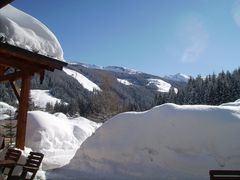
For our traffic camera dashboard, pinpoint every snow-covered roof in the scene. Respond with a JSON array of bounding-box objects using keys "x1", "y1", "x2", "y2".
[{"x1": 0, "y1": 5, "x2": 64, "y2": 61}]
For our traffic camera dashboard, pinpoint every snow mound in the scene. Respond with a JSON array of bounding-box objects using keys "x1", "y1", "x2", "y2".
[
  {"x1": 0, "y1": 101, "x2": 16, "y2": 120},
  {"x1": 63, "y1": 67, "x2": 101, "y2": 92},
  {"x1": 221, "y1": 99, "x2": 240, "y2": 107},
  {"x1": 54, "y1": 103, "x2": 240, "y2": 179},
  {"x1": 0, "y1": 5, "x2": 64, "y2": 60},
  {"x1": 25, "y1": 111, "x2": 101, "y2": 170},
  {"x1": 30, "y1": 89, "x2": 64, "y2": 109},
  {"x1": 147, "y1": 78, "x2": 174, "y2": 92},
  {"x1": 117, "y1": 78, "x2": 133, "y2": 86}
]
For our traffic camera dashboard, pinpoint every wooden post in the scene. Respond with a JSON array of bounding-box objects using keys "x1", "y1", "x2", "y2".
[{"x1": 16, "y1": 75, "x2": 31, "y2": 149}]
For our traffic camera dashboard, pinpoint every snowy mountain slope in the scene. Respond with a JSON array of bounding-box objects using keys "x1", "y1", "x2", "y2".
[
  {"x1": 63, "y1": 67, "x2": 101, "y2": 92},
  {"x1": 78, "y1": 63, "x2": 140, "y2": 74},
  {"x1": 51, "y1": 103, "x2": 240, "y2": 179},
  {"x1": 30, "y1": 89, "x2": 64, "y2": 109},
  {"x1": 147, "y1": 78, "x2": 175, "y2": 93},
  {"x1": 25, "y1": 111, "x2": 101, "y2": 170},
  {"x1": 0, "y1": 5, "x2": 63, "y2": 60},
  {"x1": 164, "y1": 73, "x2": 190, "y2": 83},
  {"x1": 117, "y1": 78, "x2": 133, "y2": 86}
]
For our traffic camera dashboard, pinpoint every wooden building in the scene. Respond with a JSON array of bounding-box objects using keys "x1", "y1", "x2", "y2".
[{"x1": 0, "y1": 1, "x2": 67, "y2": 149}]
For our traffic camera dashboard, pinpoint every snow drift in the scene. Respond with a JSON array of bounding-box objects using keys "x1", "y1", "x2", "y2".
[
  {"x1": 0, "y1": 101, "x2": 16, "y2": 120},
  {"x1": 52, "y1": 103, "x2": 240, "y2": 179},
  {"x1": 0, "y1": 5, "x2": 64, "y2": 60},
  {"x1": 25, "y1": 111, "x2": 101, "y2": 170}
]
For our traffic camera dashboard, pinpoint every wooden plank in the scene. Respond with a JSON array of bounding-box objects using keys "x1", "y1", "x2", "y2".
[
  {"x1": 16, "y1": 75, "x2": 31, "y2": 149},
  {"x1": 0, "y1": 0, "x2": 15, "y2": 9},
  {"x1": 0, "y1": 71, "x2": 33, "y2": 83},
  {"x1": 0, "y1": 56, "x2": 55, "y2": 72},
  {"x1": 0, "y1": 43, "x2": 67, "y2": 70},
  {"x1": 10, "y1": 81, "x2": 20, "y2": 102}
]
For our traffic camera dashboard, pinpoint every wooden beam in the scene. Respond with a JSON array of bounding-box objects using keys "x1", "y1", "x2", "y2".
[
  {"x1": 0, "y1": 0, "x2": 15, "y2": 9},
  {"x1": 10, "y1": 81, "x2": 20, "y2": 102},
  {"x1": 0, "y1": 71, "x2": 33, "y2": 83},
  {"x1": 0, "y1": 65, "x2": 6, "y2": 75},
  {"x1": 0, "y1": 56, "x2": 55, "y2": 72},
  {"x1": 16, "y1": 75, "x2": 31, "y2": 150},
  {"x1": 0, "y1": 43, "x2": 67, "y2": 70}
]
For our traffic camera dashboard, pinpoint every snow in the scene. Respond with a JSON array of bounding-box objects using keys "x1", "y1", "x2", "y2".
[
  {"x1": 30, "y1": 89, "x2": 64, "y2": 109},
  {"x1": 147, "y1": 78, "x2": 174, "y2": 92},
  {"x1": 117, "y1": 78, "x2": 133, "y2": 86},
  {"x1": 221, "y1": 99, "x2": 240, "y2": 107},
  {"x1": 0, "y1": 5, "x2": 64, "y2": 60},
  {"x1": 0, "y1": 101, "x2": 16, "y2": 120},
  {"x1": 104, "y1": 66, "x2": 139, "y2": 74},
  {"x1": 164, "y1": 73, "x2": 190, "y2": 83},
  {"x1": 63, "y1": 67, "x2": 101, "y2": 92},
  {"x1": 25, "y1": 111, "x2": 101, "y2": 170},
  {"x1": 51, "y1": 103, "x2": 240, "y2": 179},
  {"x1": 79, "y1": 63, "x2": 140, "y2": 74}
]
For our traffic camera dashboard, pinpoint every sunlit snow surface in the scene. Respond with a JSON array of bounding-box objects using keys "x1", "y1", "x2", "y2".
[
  {"x1": 30, "y1": 89, "x2": 64, "y2": 109},
  {"x1": 25, "y1": 111, "x2": 101, "y2": 170},
  {"x1": 0, "y1": 102, "x2": 16, "y2": 120},
  {"x1": 0, "y1": 5, "x2": 64, "y2": 60},
  {"x1": 117, "y1": 78, "x2": 133, "y2": 86},
  {"x1": 63, "y1": 68, "x2": 101, "y2": 92},
  {"x1": 49, "y1": 103, "x2": 240, "y2": 180},
  {"x1": 147, "y1": 78, "x2": 174, "y2": 92}
]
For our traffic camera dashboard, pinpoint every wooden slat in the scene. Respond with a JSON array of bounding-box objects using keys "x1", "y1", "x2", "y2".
[
  {"x1": 0, "y1": 0, "x2": 15, "y2": 9},
  {"x1": 16, "y1": 75, "x2": 31, "y2": 149},
  {"x1": 0, "y1": 56, "x2": 55, "y2": 72},
  {"x1": 0, "y1": 71, "x2": 33, "y2": 82},
  {"x1": 0, "y1": 43, "x2": 67, "y2": 70},
  {"x1": 10, "y1": 81, "x2": 20, "y2": 102}
]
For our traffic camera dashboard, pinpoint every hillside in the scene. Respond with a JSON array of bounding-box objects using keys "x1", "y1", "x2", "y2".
[{"x1": 29, "y1": 63, "x2": 185, "y2": 122}]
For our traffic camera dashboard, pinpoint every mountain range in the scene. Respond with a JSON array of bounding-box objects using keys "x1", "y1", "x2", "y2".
[{"x1": 29, "y1": 62, "x2": 188, "y2": 121}]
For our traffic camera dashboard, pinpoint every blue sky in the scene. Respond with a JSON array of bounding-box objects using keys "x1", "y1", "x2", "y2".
[{"x1": 12, "y1": 0, "x2": 240, "y2": 77}]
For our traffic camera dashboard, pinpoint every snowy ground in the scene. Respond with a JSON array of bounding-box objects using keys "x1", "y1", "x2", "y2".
[
  {"x1": 63, "y1": 68, "x2": 101, "y2": 92},
  {"x1": 30, "y1": 90, "x2": 64, "y2": 109},
  {"x1": 117, "y1": 78, "x2": 133, "y2": 86},
  {"x1": 47, "y1": 102, "x2": 240, "y2": 180},
  {"x1": 25, "y1": 111, "x2": 101, "y2": 170},
  {"x1": 0, "y1": 102, "x2": 16, "y2": 120}
]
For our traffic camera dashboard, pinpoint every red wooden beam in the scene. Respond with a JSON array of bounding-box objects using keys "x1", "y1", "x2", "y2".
[
  {"x1": 16, "y1": 75, "x2": 31, "y2": 149},
  {"x1": 10, "y1": 81, "x2": 20, "y2": 102},
  {"x1": 0, "y1": 0, "x2": 15, "y2": 9},
  {"x1": 0, "y1": 70, "x2": 34, "y2": 83}
]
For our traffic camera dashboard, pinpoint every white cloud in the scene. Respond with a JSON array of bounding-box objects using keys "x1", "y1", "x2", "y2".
[
  {"x1": 232, "y1": 0, "x2": 240, "y2": 27},
  {"x1": 180, "y1": 17, "x2": 208, "y2": 63}
]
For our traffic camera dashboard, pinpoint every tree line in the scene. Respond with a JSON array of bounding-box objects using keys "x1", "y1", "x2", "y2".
[{"x1": 154, "y1": 68, "x2": 240, "y2": 106}]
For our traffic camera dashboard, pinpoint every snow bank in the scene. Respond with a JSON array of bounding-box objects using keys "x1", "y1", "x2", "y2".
[
  {"x1": 0, "y1": 101, "x2": 16, "y2": 120},
  {"x1": 0, "y1": 5, "x2": 64, "y2": 60},
  {"x1": 30, "y1": 89, "x2": 64, "y2": 109},
  {"x1": 53, "y1": 103, "x2": 240, "y2": 179},
  {"x1": 63, "y1": 68, "x2": 101, "y2": 92},
  {"x1": 221, "y1": 99, "x2": 240, "y2": 107},
  {"x1": 25, "y1": 111, "x2": 101, "y2": 170}
]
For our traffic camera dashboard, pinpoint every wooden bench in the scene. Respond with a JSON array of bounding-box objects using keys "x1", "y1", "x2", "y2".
[
  {"x1": 209, "y1": 170, "x2": 240, "y2": 180},
  {"x1": 7, "y1": 151, "x2": 44, "y2": 180},
  {"x1": 0, "y1": 148, "x2": 21, "y2": 176}
]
